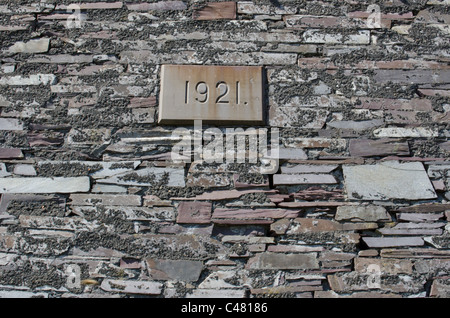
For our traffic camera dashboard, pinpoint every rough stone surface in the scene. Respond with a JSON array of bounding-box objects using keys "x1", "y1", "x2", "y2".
[
  {"x1": 0, "y1": 177, "x2": 90, "y2": 194},
  {"x1": 343, "y1": 161, "x2": 437, "y2": 200},
  {"x1": 335, "y1": 205, "x2": 391, "y2": 222}
]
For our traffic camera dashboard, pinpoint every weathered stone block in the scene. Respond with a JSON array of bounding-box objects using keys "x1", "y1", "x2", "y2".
[
  {"x1": 246, "y1": 252, "x2": 319, "y2": 270},
  {"x1": 335, "y1": 205, "x2": 391, "y2": 222},
  {"x1": 273, "y1": 174, "x2": 337, "y2": 185},
  {"x1": 0, "y1": 177, "x2": 90, "y2": 194},
  {"x1": 100, "y1": 279, "x2": 162, "y2": 295},
  {"x1": 362, "y1": 237, "x2": 424, "y2": 248},
  {"x1": 176, "y1": 201, "x2": 212, "y2": 224},
  {"x1": 7, "y1": 38, "x2": 50, "y2": 54},
  {"x1": 354, "y1": 257, "x2": 413, "y2": 275},
  {"x1": 343, "y1": 161, "x2": 437, "y2": 200},
  {"x1": 147, "y1": 259, "x2": 203, "y2": 282},
  {"x1": 193, "y1": 2, "x2": 236, "y2": 20}
]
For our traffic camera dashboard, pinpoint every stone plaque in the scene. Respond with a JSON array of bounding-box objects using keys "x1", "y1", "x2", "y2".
[{"x1": 158, "y1": 65, "x2": 264, "y2": 124}]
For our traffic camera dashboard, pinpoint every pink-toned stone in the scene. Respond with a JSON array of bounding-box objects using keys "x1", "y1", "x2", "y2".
[
  {"x1": 176, "y1": 201, "x2": 212, "y2": 224},
  {"x1": 127, "y1": 1, "x2": 187, "y2": 11},
  {"x1": 349, "y1": 139, "x2": 410, "y2": 157},
  {"x1": 213, "y1": 208, "x2": 299, "y2": 221},
  {"x1": 193, "y1": 2, "x2": 236, "y2": 20},
  {"x1": 0, "y1": 148, "x2": 24, "y2": 159}
]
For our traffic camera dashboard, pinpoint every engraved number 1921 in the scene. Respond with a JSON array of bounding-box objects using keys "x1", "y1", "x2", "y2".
[{"x1": 185, "y1": 81, "x2": 243, "y2": 105}]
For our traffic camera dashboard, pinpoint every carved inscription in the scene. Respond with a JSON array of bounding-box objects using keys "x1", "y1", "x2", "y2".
[{"x1": 159, "y1": 65, "x2": 264, "y2": 124}]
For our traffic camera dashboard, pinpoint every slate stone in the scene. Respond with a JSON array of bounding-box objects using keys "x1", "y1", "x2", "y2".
[
  {"x1": 13, "y1": 165, "x2": 37, "y2": 176},
  {"x1": 430, "y1": 279, "x2": 450, "y2": 298},
  {"x1": 288, "y1": 218, "x2": 343, "y2": 233},
  {"x1": 0, "y1": 118, "x2": 23, "y2": 131},
  {"x1": 187, "y1": 289, "x2": 246, "y2": 298},
  {"x1": 397, "y1": 212, "x2": 444, "y2": 222},
  {"x1": 100, "y1": 279, "x2": 162, "y2": 295},
  {"x1": 176, "y1": 201, "x2": 212, "y2": 224},
  {"x1": 343, "y1": 161, "x2": 437, "y2": 200},
  {"x1": 0, "y1": 163, "x2": 10, "y2": 177},
  {"x1": 126, "y1": 1, "x2": 187, "y2": 11},
  {"x1": 335, "y1": 205, "x2": 391, "y2": 222},
  {"x1": 0, "y1": 177, "x2": 90, "y2": 194},
  {"x1": 7, "y1": 38, "x2": 50, "y2": 54},
  {"x1": 349, "y1": 139, "x2": 410, "y2": 157},
  {"x1": 0, "y1": 74, "x2": 56, "y2": 86},
  {"x1": 193, "y1": 1, "x2": 236, "y2": 20},
  {"x1": 328, "y1": 272, "x2": 424, "y2": 293},
  {"x1": 327, "y1": 119, "x2": 384, "y2": 131},
  {"x1": 212, "y1": 208, "x2": 298, "y2": 225},
  {"x1": 246, "y1": 252, "x2": 319, "y2": 270},
  {"x1": 397, "y1": 203, "x2": 450, "y2": 213},
  {"x1": 280, "y1": 164, "x2": 338, "y2": 174},
  {"x1": 147, "y1": 259, "x2": 203, "y2": 282},
  {"x1": 273, "y1": 174, "x2": 338, "y2": 185},
  {"x1": 373, "y1": 70, "x2": 450, "y2": 84},
  {"x1": 362, "y1": 237, "x2": 424, "y2": 248}
]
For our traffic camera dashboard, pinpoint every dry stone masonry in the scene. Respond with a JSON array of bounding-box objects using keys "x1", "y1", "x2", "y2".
[{"x1": 0, "y1": 0, "x2": 449, "y2": 299}]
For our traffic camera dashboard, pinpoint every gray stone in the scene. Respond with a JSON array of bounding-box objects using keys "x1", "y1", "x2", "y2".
[
  {"x1": 335, "y1": 205, "x2": 391, "y2": 222},
  {"x1": 7, "y1": 38, "x2": 50, "y2": 54},
  {"x1": 91, "y1": 184, "x2": 127, "y2": 193},
  {"x1": 373, "y1": 70, "x2": 450, "y2": 84},
  {"x1": 127, "y1": 1, "x2": 187, "y2": 11},
  {"x1": 100, "y1": 280, "x2": 162, "y2": 295},
  {"x1": 0, "y1": 163, "x2": 10, "y2": 177},
  {"x1": 273, "y1": 174, "x2": 338, "y2": 185},
  {"x1": 0, "y1": 177, "x2": 90, "y2": 194},
  {"x1": 267, "y1": 148, "x2": 308, "y2": 160},
  {"x1": 246, "y1": 252, "x2": 319, "y2": 270},
  {"x1": 362, "y1": 237, "x2": 424, "y2": 248},
  {"x1": 147, "y1": 259, "x2": 203, "y2": 282},
  {"x1": 280, "y1": 164, "x2": 338, "y2": 174},
  {"x1": 0, "y1": 118, "x2": 23, "y2": 131},
  {"x1": 0, "y1": 74, "x2": 56, "y2": 86},
  {"x1": 327, "y1": 119, "x2": 384, "y2": 131},
  {"x1": 187, "y1": 289, "x2": 246, "y2": 298},
  {"x1": 397, "y1": 213, "x2": 444, "y2": 222},
  {"x1": 13, "y1": 165, "x2": 36, "y2": 176},
  {"x1": 343, "y1": 161, "x2": 437, "y2": 200}
]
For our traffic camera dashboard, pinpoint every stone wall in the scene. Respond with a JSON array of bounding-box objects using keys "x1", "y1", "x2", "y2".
[{"x1": 0, "y1": 0, "x2": 449, "y2": 298}]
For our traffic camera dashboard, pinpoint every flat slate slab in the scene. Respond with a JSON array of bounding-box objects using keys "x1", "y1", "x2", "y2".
[
  {"x1": 362, "y1": 237, "x2": 424, "y2": 248},
  {"x1": 0, "y1": 177, "x2": 90, "y2": 194},
  {"x1": 343, "y1": 161, "x2": 437, "y2": 200}
]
